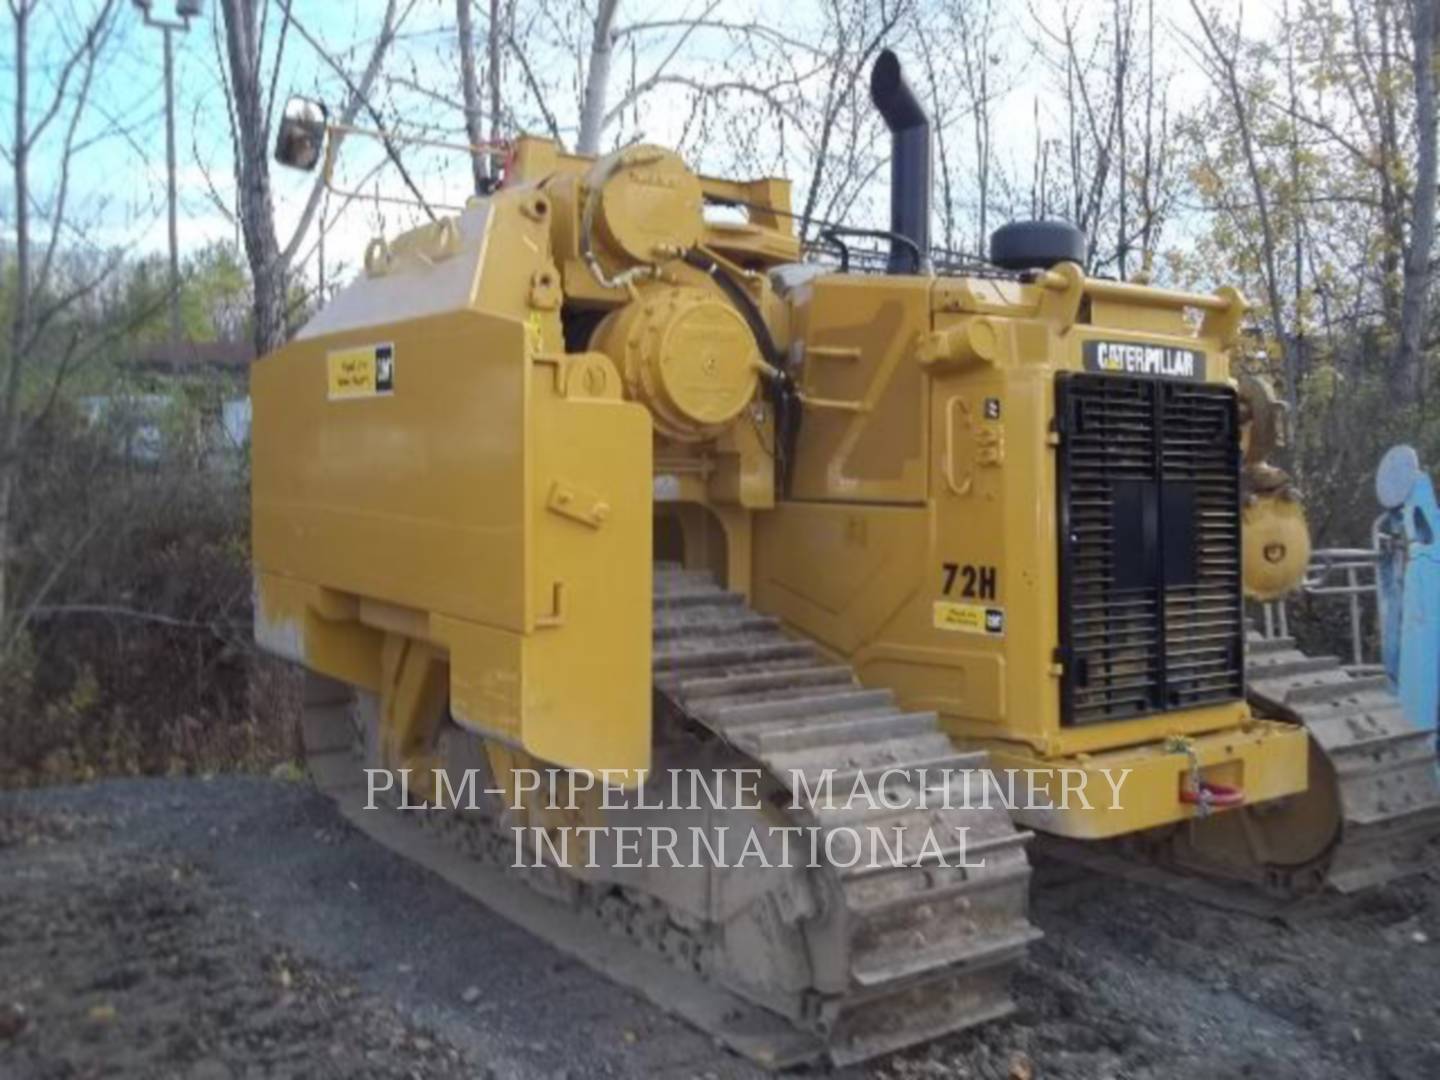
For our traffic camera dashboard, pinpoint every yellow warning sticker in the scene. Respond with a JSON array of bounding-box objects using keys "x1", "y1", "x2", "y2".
[
  {"x1": 933, "y1": 600, "x2": 1005, "y2": 636},
  {"x1": 327, "y1": 343, "x2": 395, "y2": 400}
]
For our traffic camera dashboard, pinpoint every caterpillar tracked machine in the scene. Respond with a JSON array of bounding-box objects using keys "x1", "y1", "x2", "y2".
[{"x1": 253, "y1": 52, "x2": 1440, "y2": 1065}]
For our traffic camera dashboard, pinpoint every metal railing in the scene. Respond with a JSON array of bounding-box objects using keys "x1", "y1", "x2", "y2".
[{"x1": 1260, "y1": 538, "x2": 1388, "y2": 674}]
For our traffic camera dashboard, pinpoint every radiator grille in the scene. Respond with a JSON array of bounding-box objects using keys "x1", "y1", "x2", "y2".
[{"x1": 1055, "y1": 373, "x2": 1244, "y2": 726}]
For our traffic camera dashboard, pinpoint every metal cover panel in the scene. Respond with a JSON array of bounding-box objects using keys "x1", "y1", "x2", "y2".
[{"x1": 1055, "y1": 373, "x2": 1244, "y2": 726}]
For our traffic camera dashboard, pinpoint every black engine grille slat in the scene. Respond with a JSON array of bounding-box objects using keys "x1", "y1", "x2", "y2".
[{"x1": 1056, "y1": 372, "x2": 1244, "y2": 726}]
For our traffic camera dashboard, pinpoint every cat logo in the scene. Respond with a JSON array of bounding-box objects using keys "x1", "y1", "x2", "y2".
[
  {"x1": 374, "y1": 346, "x2": 395, "y2": 393},
  {"x1": 1083, "y1": 340, "x2": 1205, "y2": 380}
]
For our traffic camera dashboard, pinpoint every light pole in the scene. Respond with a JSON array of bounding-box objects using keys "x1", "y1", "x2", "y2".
[{"x1": 132, "y1": 0, "x2": 203, "y2": 347}]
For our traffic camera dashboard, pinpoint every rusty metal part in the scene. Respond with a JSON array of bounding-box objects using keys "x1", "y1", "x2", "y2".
[{"x1": 299, "y1": 568, "x2": 1040, "y2": 1067}]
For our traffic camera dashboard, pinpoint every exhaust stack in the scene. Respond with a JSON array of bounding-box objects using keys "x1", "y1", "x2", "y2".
[{"x1": 869, "y1": 49, "x2": 931, "y2": 274}]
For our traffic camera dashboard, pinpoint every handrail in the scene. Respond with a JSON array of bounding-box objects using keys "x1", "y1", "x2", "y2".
[
  {"x1": 1260, "y1": 544, "x2": 1384, "y2": 668},
  {"x1": 1032, "y1": 270, "x2": 1234, "y2": 312}
]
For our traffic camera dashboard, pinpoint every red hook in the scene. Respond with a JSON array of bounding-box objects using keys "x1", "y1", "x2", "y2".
[{"x1": 1181, "y1": 780, "x2": 1245, "y2": 808}]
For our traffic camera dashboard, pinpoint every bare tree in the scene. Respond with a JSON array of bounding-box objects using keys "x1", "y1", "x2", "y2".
[
  {"x1": 1180, "y1": 0, "x2": 1437, "y2": 410},
  {"x1": 217, "y1": 0, "x2": 412, "y2": 355},
  {"x1": 912, "y1": 0, "x2": 1007, "y2": 257},
  {"x1": 1397, "y1": 0, "x2": 1437, "y2": 400},
  {"x1": 1188, "y1": 0, "x2": 1292, "y2": 404},
  {"x1": 2, "y1": 0, "x2": 121, "y2": 629},
  {"x1": 457, "y1": 0, "x2": 490, "y2": 192},
  {"x1": 792, "y1": 0, "x2": 911, "y2": 242},
  {"x1": 1028, "y1": 0, "x2": 1173, "y2": 275},
  {"x1": 469, "y1": 0, "x2": 798, "y2": 166},
  {"x1": 1131, "y1": 0, "x2": 1171, "y2": 278},
  {"x1": 577, "y1": 0, "x2": 622, "y2": 154},
  {"x1": 489, "y1": 0, "x2": 505, "y2": 154},
  {"x1": 218, "y1": 0, "x2": 286, "y2": 355},
  {"x1": 958, "y1": 0, "x2": 999, "y2": 256}
]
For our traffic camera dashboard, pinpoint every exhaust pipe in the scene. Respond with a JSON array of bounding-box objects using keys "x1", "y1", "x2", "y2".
[{"x1": 869, "y1": 49, "x2": 931, "y2": 274}]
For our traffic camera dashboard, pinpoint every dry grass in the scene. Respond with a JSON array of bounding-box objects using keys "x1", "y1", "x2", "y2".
[{"x1": 0, "y1": 405, "x2": 301, "y2": 789}]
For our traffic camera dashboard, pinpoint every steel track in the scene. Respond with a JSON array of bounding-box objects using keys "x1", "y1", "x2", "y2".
[
  {"x1": 1241, "y1": 632, "x2": 1440, "y2": 893},
  {"x1": 296, "y1": 571, "x2": 1438, "y2": 1065},
  {"x1": 299, "y1": 567, "x2": 1041, "y2": 1067},
  {"x1": 1053, "y1": 633, "x2": 1440, "y2": 903}
]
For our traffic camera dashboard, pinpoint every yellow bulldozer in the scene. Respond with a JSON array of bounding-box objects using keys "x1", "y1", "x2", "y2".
[{"x1": 251, "y1": 51, "x2": 1440, "y2": 1065}]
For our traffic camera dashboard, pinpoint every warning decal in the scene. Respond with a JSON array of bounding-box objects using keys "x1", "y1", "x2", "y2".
[
  {"x1": 327, "y1": 343, "x2": 395, "y2": 400},
  {"x1": 933, "y1": 600, "x2": 1005, "y2": 636}
]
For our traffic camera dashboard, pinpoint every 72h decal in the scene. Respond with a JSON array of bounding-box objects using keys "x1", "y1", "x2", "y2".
[{"x1": 941, "y1": 562, "x2": 997, "y2": 600}]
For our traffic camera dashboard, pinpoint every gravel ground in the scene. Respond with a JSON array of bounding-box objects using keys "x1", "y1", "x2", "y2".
[{"x1": 2, "y1": 776, "x2": 1438, "y2": 1079}]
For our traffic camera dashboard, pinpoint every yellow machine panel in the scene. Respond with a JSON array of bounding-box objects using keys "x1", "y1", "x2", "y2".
[
  {"x1": 255, "y1": 311, "x2": 532, "y2": 631},
  {"x1": 787, "y1": 276, "x2": 931, "y2": 503},
  {"x1": 253, "y1": 201, "x2": 653, "y2": 776},
  {"x1": 756, "y1": 269, "x2": 1278, "y2": 830}
]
